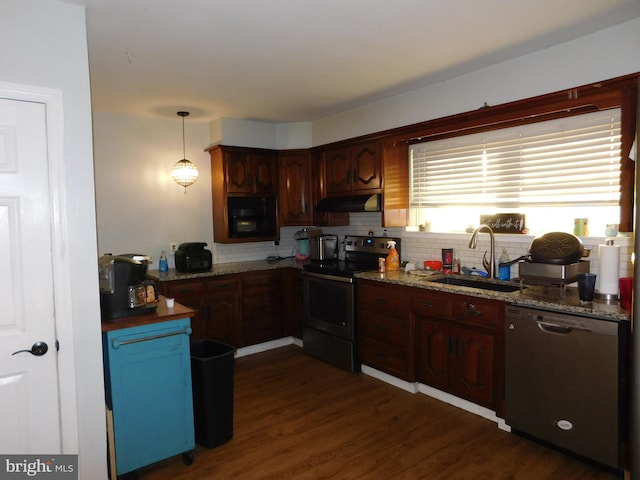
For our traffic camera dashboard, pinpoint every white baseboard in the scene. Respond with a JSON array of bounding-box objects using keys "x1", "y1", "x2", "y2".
[
  {"x1": 361, "y1": 364, "x2": 510, "y2": 431},
  {"x1": 236, "y1": 336, "x2": 300, "y2": 358}
]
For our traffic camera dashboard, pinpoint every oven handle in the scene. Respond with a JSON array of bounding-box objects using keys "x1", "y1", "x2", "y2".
[{"x1": 302, "y1": 270, "x2": 353, "y2": 284}]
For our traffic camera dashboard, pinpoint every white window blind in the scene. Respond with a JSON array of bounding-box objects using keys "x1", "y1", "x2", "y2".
[{"x1": 409, "y1": 109, "x2": 621, "y2": 208}]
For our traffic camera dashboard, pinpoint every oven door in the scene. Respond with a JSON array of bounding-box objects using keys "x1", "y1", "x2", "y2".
[{"x1": 302, "y1": 271, "x2": 354, "y2": 340}]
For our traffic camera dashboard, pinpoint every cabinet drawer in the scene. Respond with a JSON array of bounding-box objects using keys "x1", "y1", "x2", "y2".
[
  {"x1": 163, "y1": 280, "x2": 204, "y2": 298},
  {"x1": 359, "y1": 311, "x2": 407, "y2": 347},
  {"x1": 242, "y1": 271, "x2": 281, "y2": 295},
  {"x1": 358, "y1": 282, "x2": 406, "y2": 316},
  {"x1": 410, "y1": 292, "x2": 449, "y2": 318},
  {"x1": 451, "y1": 297, "x2": 503, "y2": 329},
  {"x1": 242, "y1": 295, "x2": 282, "y2": 318},
  {"x1": 205, "y1": 277, "x2": 238, "y2": 293},
  {"x1": 360, "y1": 337, "x2": 411, "y2": 380}
]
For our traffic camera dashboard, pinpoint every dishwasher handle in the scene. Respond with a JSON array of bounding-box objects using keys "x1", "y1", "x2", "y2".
[
  {"x1": 112, "y1": 327, "x2": 192, "y2": 349},
  {"x1": 536, "y1": 321, "x2": 578, "y2": 335}
]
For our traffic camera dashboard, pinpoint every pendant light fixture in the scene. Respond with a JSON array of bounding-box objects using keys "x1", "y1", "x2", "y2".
[{"x1": 171, "y1": 111, "x2": 199, "y2": 193}]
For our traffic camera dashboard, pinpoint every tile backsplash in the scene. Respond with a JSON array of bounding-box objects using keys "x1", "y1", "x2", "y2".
[{"x1": 211, "y1": 212, "x2": 632, "y2": 282}]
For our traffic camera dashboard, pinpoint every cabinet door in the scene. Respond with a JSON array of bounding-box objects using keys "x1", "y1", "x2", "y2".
[
  {"x1": 161, "y1": 280, "x2": 206, "y2": 339},
  {"x1": 104, "y1": 319, "x2": 194, "y2": 475},
  {"x1": 204, "y1": 278, "x2": 241, "y2": 346},
  {"x1": 324, "y1": 146, "x2": 352, "y2": 194},
  {"x1": 225, "y1": 150, "x2": 253, "y2": 193},
  {"x1": 450, "y1": 326, "x2": 495, "y2": 407},
  {"x1": 279, "y1": 151, "x2": 313, "y2": 226},
  {"x1": 250, "y1": 152, "x2": 278, "y2": 194},
  {"x1": 240, "y1": 271, "x2": 284, "y2": 346},
  {"x1": 351, "y1": 141, "x2": 382, "y2": 192},
  {"x1": 415, "y1": 317, "x2": 450, "y2": 391}
]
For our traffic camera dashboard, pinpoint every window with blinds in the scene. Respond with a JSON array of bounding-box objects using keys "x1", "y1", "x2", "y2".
[{"x1": 409, "y1": 109, "x2": 622, "y2": 209}]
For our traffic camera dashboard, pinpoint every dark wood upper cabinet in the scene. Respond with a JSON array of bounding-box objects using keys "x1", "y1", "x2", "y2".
[
  {"x1": 278, "y1": 150, "x2": 313, "y2": 226},
  {"x1": 208, "y1": 145, "x2": 279, "y2": 243},
  {"x1": 324, "y1": 140, "x2": 382, "y2": 195},
  {"x1": 225, "y1": 148, "x2": 277, "y2": 194}
]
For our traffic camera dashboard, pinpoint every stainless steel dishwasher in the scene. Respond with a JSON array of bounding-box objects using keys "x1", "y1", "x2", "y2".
[{"x1": 505, "y1": 305, "x2": 627, "y2": 470}]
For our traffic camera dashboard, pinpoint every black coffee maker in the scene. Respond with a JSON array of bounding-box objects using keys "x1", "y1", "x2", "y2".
[{"x1": 99, "y1": 254, "x2": 158, "y2": 319}]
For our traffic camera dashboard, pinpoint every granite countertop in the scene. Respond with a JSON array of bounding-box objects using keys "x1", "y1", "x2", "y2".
[
  {"x1": 356, "y1": 270, "x2": 630, "y2": 322},
  {"x1": 146, "y1": 257, "x2": 304, "y2": 282}
]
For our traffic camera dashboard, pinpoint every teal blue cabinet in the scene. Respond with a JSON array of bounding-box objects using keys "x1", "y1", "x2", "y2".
[{"x1": 103, "y1": 318, "x2": 195, "y2": 475}]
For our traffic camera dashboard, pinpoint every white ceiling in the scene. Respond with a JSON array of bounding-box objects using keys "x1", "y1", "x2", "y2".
[{"x1": 78, "y1": 0, "x2": 640, "y2": 123}]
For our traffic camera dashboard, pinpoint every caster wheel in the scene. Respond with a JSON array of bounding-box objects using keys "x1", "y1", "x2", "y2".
[{"x1": 182, "y1": 451, "x2": 195, "y2": 466}]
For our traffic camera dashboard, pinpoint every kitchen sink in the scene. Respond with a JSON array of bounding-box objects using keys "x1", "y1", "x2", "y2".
[{"x1": 430, "y1": 276, "x2": 521, "y2": 293}]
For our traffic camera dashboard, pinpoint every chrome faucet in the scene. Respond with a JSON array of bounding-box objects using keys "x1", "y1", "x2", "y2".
[{"x1": 468, "y1": 224, "x2": 496, "y2": 279}]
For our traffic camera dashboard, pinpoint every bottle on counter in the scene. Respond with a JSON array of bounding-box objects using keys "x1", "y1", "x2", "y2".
[
  {"x1": 159, "y1": 250, "x2": 168, "y2": 273},
  {"x1": 498, "y1": 248, "x2": 510, "y2": 281},
  {"x1": 385, "y1": 241, "x2": 400, "y2": 271}
]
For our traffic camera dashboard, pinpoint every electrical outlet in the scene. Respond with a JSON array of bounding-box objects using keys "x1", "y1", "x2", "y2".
[
  {"x1": 170, "y1": 242, "x2": 178, "y2": 253},
  {"x1": 273, "y1": 240, "x2": 279, "y2": 246}
]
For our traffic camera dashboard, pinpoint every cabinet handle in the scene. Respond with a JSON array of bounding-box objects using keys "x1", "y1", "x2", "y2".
[
  {"x1": 419, "y1": 300, "x2": 434, "y2": 308},
  {"x1": 374, "y1": 324, "x2": 387, "y2": 333},
  {"x1": 247, "y1": 173, "x2": 253, "y2": 187},
  {"x1": 112, "y1": 327, "x2": 192, "y2": 348},
  {"x1": 466, "y1": 302, "x2": 483, "y2": 317},
  {"x1": 374, "y1": 297, "x2": 387, "y2": 304},
  {"x1": 255, "y1": 172, "x2": 259, "y2": 187},
  {"x1": 213, "y1": 283, "x2": 233, "y2": 289},
  {"x1": 346, "y1": 170, "x2": 351, "y2": 184},
  {"x1": 353, "y1": 169, "x2": 357, "y2": 183}
]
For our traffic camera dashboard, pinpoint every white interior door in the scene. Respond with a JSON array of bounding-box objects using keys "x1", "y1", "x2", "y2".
[{"x1": 0, "y1": 97, "x2": 62, "y2": 453}]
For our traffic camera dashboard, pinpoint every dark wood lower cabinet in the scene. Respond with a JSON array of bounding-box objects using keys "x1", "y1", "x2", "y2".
[
  {"x1": 357, "y1": 280, "x2": 413, "y2": 381},
  {"x1": 157, "y1": 268, "x2": 295, "y2": 348},
  {"x1": 413, "y1": 291, "x2": 503, "y2": 411},
  {"x1": 240, "y1": 270, "x2": 284, "y2": 346},
  {"x1": 357, "y1": 280, "x2": 504, "y2": 412},
  {"x1": 415, "y1": 316, "x2": 495, "y2": 408}
]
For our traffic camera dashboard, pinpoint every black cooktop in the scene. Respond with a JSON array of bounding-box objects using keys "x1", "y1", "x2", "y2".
[{"x1": 302, "y1": 260, "x2": 378, "y2": 278}]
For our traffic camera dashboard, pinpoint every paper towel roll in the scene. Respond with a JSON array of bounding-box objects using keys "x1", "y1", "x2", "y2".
[{"x1": 597, "y1": 243, "x2": 620, "y2": 296}]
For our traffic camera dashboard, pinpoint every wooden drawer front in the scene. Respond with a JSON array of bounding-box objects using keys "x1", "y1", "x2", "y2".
[
  {"x1": 242, "y1": 295, "x2": 282, "y2": 319},
  {"x1": 451, "y1": 297, "x2": 502, "y2": 329},
  {"x1": 359, "y1": 311, "x2": 407, "y2": 347},
  {"x1": 360, "y1": 337, "x2": 411, "y2": 380},
  {"x1": 410, "y1": 292, "x2": 449, "y2": 319},
  {"x1": 162, "y1": 280, "x2": 204, "y2": 299},
  {"x1": 358, "y1": 283, "x2": 405, "y2": 317},
  {"x1": 242, "y1": 271, "x2": 280, "y2": 296},
  {"x1": 205, "y1": 277, "x2": 238, "y2": 294}
]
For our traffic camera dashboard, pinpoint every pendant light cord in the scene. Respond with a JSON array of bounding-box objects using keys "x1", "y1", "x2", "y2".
[{"x1": 178, "y1": 111, "x2": 189, "y2": 160}]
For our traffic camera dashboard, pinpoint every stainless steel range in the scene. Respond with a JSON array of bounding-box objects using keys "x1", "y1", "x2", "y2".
[{"x1": 302, "y1": 235, "x2": 401, "y2": 372}]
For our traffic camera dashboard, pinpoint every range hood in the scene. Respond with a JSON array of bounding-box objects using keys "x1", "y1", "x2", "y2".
[{"x1": 315, "y1": 194, "x2": 381, "y2": 213}]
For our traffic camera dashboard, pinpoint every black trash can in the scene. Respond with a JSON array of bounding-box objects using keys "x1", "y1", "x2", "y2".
[{"x1": 190, "y1": 339, "x2": 236, "y2": 448}]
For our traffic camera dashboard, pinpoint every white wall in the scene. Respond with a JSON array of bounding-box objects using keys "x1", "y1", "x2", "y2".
[
  {"x1": 0, "y1": 0, "x2": 107, "y2": 478},
  {"x1": 93, "y1": 16, "x2": 640, "y2": 268},
  {"x1": 93, "y1": 112, "x2": 213, "y2": 268},
  {"x1": 311, "y1": 16, "x2": 640, "y2": 145},
  {"x1": 209, "y1": 117, "x2": 312, "y2": 150}
]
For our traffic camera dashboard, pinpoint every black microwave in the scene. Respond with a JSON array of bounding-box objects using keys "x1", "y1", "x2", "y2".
[{"x1": 227, "y1": 197, "x2": 277, "y2": 238}]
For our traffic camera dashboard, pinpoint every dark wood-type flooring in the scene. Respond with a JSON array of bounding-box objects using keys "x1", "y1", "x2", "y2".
[{"x1": 138, "y1": 345, "x2": 620, "y2": 479}]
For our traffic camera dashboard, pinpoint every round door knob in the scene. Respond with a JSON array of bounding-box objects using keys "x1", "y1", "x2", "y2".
[{"x1": 12, "y1": 341, "x2": 48, "y2": 356}]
